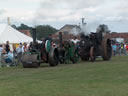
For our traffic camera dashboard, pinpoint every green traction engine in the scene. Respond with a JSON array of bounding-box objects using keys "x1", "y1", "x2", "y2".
[{"x1": 21, "y1": 28, "x2": 59, "y2": 68}]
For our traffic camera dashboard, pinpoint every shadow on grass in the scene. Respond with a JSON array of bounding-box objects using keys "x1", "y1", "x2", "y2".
[{"x1": 19, "y1": 56, "x2": 128, "y2": 69}]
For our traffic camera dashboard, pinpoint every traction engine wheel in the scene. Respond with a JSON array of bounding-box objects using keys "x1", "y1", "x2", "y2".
[
  {"x1": 90, "y1": 47, "x2": 96, "y2": 62},
  {"x1": 48, "y1": 48, "x2": 59, "y2": 66},
  {"x1": 101, "y1": 38, "x2": 112, "y2": 60},
  {"x1": 21, "y1": 54, "x2": 40, "y2": 68}
]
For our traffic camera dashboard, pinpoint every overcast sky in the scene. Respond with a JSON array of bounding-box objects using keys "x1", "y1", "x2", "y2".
[{"x1": 0, "y1": 0, "x2": 128, "y2": 32}]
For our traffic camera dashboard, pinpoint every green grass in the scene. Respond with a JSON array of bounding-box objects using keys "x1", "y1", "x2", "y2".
[{"x1": 0, "y1": 56, "x2": 128, "y2": 96}]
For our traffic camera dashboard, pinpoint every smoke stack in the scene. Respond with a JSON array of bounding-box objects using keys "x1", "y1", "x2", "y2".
[
  {"x1": 32, "y1": 28, "x2": 37, "y2": 45},
  {"x1": 82, "y1": 18, "x2": 85, "y2": 25},
  {"x1": 82, "y1": 18, "x2": 86, "y2": 26},
  {"x1": 59, "y1": 32, "x2": 63, "y2": 48},
  {"x1": 7, "y1": 17, "x2": 11, "y2": 25},
  {"x1": 81, "y1": 18, "x2": 87, "y2": 33}
]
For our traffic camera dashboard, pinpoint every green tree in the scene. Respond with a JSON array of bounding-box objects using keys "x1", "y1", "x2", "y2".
[
  {"x1": 11, "y1": 24, "x2": 57, "y2": 40},
  {"x1": 35, "y1": 25, "x2": 57, "y2": 40},
  {"x1": 11, "y1": 24, "x2": 17, "y2": 29},
  {"x1": 17, "y1": 23, "x2": 32, "y2": 30},
  {"x1": 16, "y1": 23, "x2": 33, "y2": 35}
]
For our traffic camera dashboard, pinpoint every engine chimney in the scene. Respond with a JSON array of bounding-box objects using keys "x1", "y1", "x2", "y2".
[
  {"x1": 32, "y1": 28, "x2": 37, "y2": 45},
  {"x1": 59, "y1": 32, "x2": 63, "y2": 48},
  {"x1": 7, "y1": 17, "x2": 11, "y2": 25}
]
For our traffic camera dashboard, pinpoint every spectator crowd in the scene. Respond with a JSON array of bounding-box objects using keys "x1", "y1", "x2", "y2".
[
  {"x1": 112, "y1": 43, "x2": 128, "y2": 56},
  {"x1": 0, "y1": 41, "x2": 29, "y2": 67}
]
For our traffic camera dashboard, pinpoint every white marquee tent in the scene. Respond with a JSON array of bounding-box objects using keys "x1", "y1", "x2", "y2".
[{"x1": 0, "y1": 24, "x2": 33, "y2": 44}]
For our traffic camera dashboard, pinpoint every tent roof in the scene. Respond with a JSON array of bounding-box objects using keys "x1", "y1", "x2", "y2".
[{"x1": 0, "y1": 24, "x2": 33, "y2": 44}]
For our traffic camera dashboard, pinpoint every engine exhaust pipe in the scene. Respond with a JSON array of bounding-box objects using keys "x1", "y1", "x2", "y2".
[
  {"x1": 59, "y1": 32, "x2": 63, "y2": 48},
  {"x1": 32, "y1": 28, "x2": 37, "y2": 45}
]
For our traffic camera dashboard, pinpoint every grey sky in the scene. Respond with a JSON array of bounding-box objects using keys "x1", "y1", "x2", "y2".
[{"x1": 0, "y1": 0, "x2": 128, "y2": 32}]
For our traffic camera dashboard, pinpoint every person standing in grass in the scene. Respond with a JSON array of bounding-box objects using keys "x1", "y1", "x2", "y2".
[
  {"x1": 124, "y1": 43, "x2": 127, "y2": 56},
  {"x1": 121, "y1": 43, "x2": 124, "y2": 55},
  {"x1": 71, "y1": 36, "x2": 80, "y2": 45},
  {"x1": 4, "y1": 50, "x2": 14, "y2": 67},
  {"x1": 0, "y1": 45, "x2": 3, "y2": 67},
  {"x1": 5, "y1": 41, "x2": 10, "y2": 54},
  {"x1": 112, "y1": 44, "x2": 117, "y2": 56},
  {"x1": 126, "y1": 44, "x2": 128, "y2": 54},
  {"x1": 23, "y1": 42, "x2": 28, "y2": 52},
  {"x1": 16, "y1": 43, "x2": 24, "y2": 65},
  {"x1": 117, "y1": 43, "x2": 121, "y2": 56}
]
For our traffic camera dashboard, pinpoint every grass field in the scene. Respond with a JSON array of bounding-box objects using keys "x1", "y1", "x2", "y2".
[{"x1": 0, "y1": 56, "x2": 128, "y2": 96}]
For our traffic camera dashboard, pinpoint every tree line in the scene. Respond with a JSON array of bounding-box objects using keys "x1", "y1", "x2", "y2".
[{"x1": 11, "y1": 24, "x2": 58, "y2": 40}]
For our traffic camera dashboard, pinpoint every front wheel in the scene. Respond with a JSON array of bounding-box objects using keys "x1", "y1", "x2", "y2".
[
  {"x1": 101, "y1": 38, "x2": 112, "y2": 60},
  {"x1": 48, "y1": 48, "x2": 59, "y2": 66},
  {"x1": 21, "y1": 54, "x2": 40, "y2": 68},
  {"x1": 90, "y1": 47, "x2": 96, "y2": 62}
]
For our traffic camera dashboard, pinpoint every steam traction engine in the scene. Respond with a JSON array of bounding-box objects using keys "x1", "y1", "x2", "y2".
[
  {"x1": 21, "y1": 28, "x2": 59, "y2": 68},
  {"x1": 79, "y1": 24, "x2": 112, "y2": 61},
  {"x1": 58, "y1": 32, "x2": 79, "y2": 64}
]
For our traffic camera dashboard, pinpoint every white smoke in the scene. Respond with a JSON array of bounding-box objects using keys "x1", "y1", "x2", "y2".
[
  {"x1": 71, "y1": 27, "x2": 81, "y2": 36},
  {"x1": 70, "y1": 22, "x2": 98, "y2": 36},
  {"x1": 80, "y1": 24, "x2": 92, "y2": 35},
  {"x1": 96, "y1": 24, "x2": 111, "y2": 33}
]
